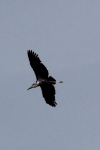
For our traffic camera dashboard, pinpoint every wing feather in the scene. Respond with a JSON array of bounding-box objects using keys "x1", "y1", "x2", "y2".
[
  {"x1": 27, "y1": 50, "x2": 49, "y2": 80},
  {"x1": 40, "y1": 84, "x2": 57, "y2": 107}
]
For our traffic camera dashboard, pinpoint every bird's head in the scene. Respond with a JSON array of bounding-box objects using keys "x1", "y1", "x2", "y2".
[{"x1": 27, "y1": 83, "x2": 38, "y2": 90}]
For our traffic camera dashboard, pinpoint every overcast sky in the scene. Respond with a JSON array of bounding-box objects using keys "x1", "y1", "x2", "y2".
[{"x1": 0, "y1": 0, "x2": 100, "y2": 150}]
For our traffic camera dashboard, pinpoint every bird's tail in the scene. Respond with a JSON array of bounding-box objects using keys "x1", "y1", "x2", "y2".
[{"x1": 48, "y1": 76, "x2": 56, "y2": 81}]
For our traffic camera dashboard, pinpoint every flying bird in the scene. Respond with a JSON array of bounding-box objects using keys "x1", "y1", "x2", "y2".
[{"x1": 27, "y1": 50, "x2": 63, "y2": 107}]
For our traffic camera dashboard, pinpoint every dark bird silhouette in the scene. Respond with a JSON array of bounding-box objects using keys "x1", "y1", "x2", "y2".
[{"x1": 27, "y1": 50, "x2": 63, "y2": 107}]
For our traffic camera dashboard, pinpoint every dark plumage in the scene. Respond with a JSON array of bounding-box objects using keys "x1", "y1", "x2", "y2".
[{"x1": 27, "y1": 50, "x2": 63, "y2": 107}]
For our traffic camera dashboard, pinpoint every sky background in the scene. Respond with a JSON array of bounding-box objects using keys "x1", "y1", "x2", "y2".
[{"x1": 0, "y1": 0, "x2": 100, "y2": 149}]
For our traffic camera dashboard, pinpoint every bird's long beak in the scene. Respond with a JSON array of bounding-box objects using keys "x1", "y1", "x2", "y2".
[
  {"x1": 27, "y1": 85, "x2": 33, "y2": 90},
  {"x1": 27, "y1": 83, "x2": 38, "y2": 90}
]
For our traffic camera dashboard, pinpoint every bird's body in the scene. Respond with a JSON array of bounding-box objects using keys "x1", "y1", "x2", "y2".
[{"x1": 27, "y1": 50, "x2": 63, "y2": 107}]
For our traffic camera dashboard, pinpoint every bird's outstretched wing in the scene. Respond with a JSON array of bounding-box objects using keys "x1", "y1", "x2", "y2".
[
  {"x1": 40, "y1": 84, "x2": 57, "y2": 107},
  {"x1": 27, "y1": 50, "x2": 49, "y2": 80}
]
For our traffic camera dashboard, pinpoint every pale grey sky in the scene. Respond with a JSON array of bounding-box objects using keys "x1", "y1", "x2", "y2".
[{"x1": 0, "y1": 0, "x2": 100, "y2": 150}]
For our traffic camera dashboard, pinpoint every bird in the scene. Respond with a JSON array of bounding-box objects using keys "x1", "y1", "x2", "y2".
[{"x1": 27, "y1": 50, "x2": 63, "y2": 107}]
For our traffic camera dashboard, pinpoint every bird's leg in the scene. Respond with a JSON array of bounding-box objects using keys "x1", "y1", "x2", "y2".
[{"x1": 58, "y1": 81, "x2": 63, "y2": 83}]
